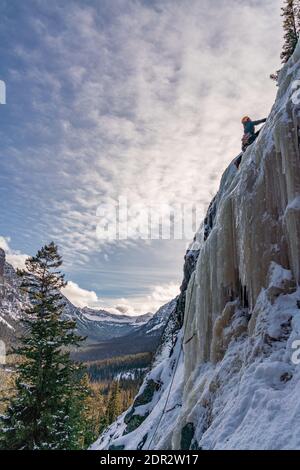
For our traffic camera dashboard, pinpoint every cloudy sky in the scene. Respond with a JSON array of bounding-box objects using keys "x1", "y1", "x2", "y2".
[{"x1": 0, "y1": 0, "x2": 282, "y2": 314}]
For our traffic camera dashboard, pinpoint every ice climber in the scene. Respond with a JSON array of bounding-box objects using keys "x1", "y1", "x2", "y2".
[{"x1": 241, "y1": 116, "x2": 266, "y2": 152}]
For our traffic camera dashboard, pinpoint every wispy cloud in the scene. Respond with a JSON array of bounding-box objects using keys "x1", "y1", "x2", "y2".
[
  {"x1": 0, "y1": 0, "x2": 282, "y2": 308},
  {"x1": 0, "y1": 236, "x2": 29, "y2": 270},
  {"x1": 62, "y1": 280, "x2": 101, "y2": 309},
  {"x1": 62, "y1": 278, "x2": 179, "y2": 315}
]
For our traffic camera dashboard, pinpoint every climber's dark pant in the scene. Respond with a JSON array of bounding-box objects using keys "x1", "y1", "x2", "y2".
[
  {"x1": 236, "y1": 131, "x2": 261, "y2": 169},
  {"x1": 242, "y1": 130, "x2": 260, "y2": 152}
]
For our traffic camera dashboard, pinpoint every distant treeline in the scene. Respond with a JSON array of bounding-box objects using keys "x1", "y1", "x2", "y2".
[{"x1": 85, "y1": 352, "x2": 152, "y2": 382}]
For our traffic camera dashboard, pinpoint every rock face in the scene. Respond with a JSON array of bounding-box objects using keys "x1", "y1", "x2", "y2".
[
  {"x1": 0, "y1": 248, "x2": 5, "y2": 278},
  {"x1": 0, "y1": 248, "x2": 5, "y2": 300},
  {"x1": 93, "y1": 42, "x2": 300, "y2": 450},
  {"x1": 0, "y1": 249, "x2": 26, "y2": 345}
]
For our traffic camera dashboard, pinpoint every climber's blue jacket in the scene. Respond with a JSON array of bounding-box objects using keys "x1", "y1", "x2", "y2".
[{"x1": 243, "y1": 118, "x2": 266, "y2": 136}]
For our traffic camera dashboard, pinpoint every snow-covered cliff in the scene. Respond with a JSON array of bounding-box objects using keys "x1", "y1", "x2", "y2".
[{"x1": 93, "y1": 41, "x2": 300, "y2": 450}]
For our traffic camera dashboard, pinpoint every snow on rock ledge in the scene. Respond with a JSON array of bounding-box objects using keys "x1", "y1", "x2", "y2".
[{"x1": 93, "y1": 42, "x2": 300, "y2": 450}]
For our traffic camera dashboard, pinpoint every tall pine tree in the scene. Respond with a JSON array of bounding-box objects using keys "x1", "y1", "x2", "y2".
[
  {"x1": 0, "y1": 242, "x2": 88, "y2": 450},
  {"x1": 271, "y1": 0, "x2": 300, "y2": 81},
  {"x1": 106, "y1": 380, "x2": 122, "y2": 424},
  {"x1": 281, "y1": 0, "x2": 299, "y2": 63}
]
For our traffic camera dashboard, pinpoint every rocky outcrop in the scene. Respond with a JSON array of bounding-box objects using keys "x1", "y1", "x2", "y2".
[
  {"x1": 0, "y1": 249, "x2": 5, "y2": 300},
  {"x1": 0, "y1": 248, "x2": 5, "y2": 278},
  {"x1": 0, "y1": 250, "x2": 25, "y2": 346}
]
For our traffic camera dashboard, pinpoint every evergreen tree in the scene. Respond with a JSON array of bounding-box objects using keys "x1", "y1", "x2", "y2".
[
  {"x1": 281, "y1": 0, "x2": 299, "y2": 63},
  {"x1": 98, "y1": 414, "x2": 109, "y2": 435},
  {"x1": 0, "y1": 242, "x2": 88, "y2": 450},
  {"x1": 271, "y1": 0, "x2": 300, "y2": 81},
  {"x1": 81, "y1": 375, "x2": 105, "y2": 447},
  {"x1": 106, "y1": 380, "x2": 122, "y2": 424}
]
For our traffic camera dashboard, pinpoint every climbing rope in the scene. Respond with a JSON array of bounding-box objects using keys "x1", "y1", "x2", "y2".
[
  {"x1": 146, "y1": 274, "x2": 197, "y2": 450},
  {"x1": 184, "y1": 333, "x2": 197, "y2": 345}
]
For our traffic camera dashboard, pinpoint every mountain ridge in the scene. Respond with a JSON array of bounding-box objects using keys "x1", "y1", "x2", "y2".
[{"x1": 0, "y1": 248, "x2": 173, "y2": 360}]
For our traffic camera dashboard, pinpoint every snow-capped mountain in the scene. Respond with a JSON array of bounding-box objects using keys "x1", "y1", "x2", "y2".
[
  {"x1": 63, "y1": 300, "x2": 153, "y2": 344},
  {"x1": 0, "y1": 248, "x2": 172, "y2": 359},
  {"x1": 93, "y1": 41, "x2": 300, "y2": 450},
  {"x1": 72, "y1": 299, "x2": 177, "y2": 362}
]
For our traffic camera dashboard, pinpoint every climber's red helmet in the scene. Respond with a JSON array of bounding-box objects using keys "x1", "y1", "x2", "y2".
[{"x1": 241, "y1": 116, "x2": 251, "y2": 124}]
